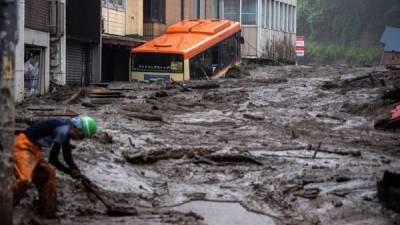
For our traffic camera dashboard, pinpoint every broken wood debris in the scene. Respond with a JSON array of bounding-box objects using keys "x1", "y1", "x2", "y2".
[
  {"x1": 203, "y1": 154, "x2": 264, "y2": 166},
  {"x1": 78, "y1": 175, "x2": 137, "y2": 216},
  {"x1": 316, "y1": 114, "x2": 346, "y2": 122},
  {"x1": 27, "y1": 107, "x2": 56, "y2": 111},
  {"x1": 295, "y1": 188, "x2": 320, "y2": 199},
  {"x1": 312, "y1": 143, "x2": 322, "y2": 159},
  {"x1": 308, "y1": 144, "x2": 361, "y2": 157},
  {"x1": 82, "y1": 88, "x2": 125, "y2": 106},
  {"x1": 128, "y1": 137, "x2": 136, "y2": 148},
  {"x1": 193, "y1": 153, "x2": 218, "y2": 165},
  {"x1": 125, "y1": 112, "x2": 163, "y2": 122},
  {"x1": 342, "y1": 74, "x2": 374, "y2": 84},
  {"x1": 123, "y1": 147, "x2": 217, "y2": 164},
  {"x1": 171, "y1": 79, "x2": 191, "y2": 92},
  {"x1": 64, "y1": 88, "x2": 84, "y2": 104},
  {"x1": 243, "y1": 113, "x2": 264, "y2": 121},
  {"x1": 81, "y1": 99, "x2": 97, "y2": 108},
  {"x1": 123, "y1": 147, "x2": 263, "y2": 166}
]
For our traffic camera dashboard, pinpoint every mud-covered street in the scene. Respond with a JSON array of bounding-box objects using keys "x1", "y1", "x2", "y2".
[{"x1": 14, "y1": 65, "x2": 400, "y2": 225}]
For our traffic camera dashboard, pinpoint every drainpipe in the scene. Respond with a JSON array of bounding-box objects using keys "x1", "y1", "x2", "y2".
[
  {"x1": 0, "y1": 0, "x2": 18, "y2": 224},
  {"x1": 181, "y1": 0, "x2": 184, "y2": 20}
]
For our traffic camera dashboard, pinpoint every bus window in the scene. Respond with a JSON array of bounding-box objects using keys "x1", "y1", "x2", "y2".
[
  {"x1": 211, "y1": 46, "x2": 220, "y2": 73},
  {"x1": 189, "y1": 32, "x2": 242, "y2": 79},
  {"x1": 190, "y1": 52, "x2": 211, "y2": 80},
  {"x1": 131, "y1": 53, "x2": 184, "y2": 73}
]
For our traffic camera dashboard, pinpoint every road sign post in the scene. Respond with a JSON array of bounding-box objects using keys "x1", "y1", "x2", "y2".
[{"x1": 296, "y1": 35, "x2": 305, "y2": 65}]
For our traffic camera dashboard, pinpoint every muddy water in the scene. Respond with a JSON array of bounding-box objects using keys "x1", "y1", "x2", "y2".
[{"x1": 174, "y1": 201, "x2": 276, "y2": 225}]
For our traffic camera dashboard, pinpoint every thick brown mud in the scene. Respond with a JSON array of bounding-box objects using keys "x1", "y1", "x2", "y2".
[{"x1": 14, "y1": 65, "x2": 400, "y2": 225}]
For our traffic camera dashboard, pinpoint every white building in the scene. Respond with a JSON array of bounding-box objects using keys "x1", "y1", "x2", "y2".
[
  {"x1": 15, "y1": 0, "x2": 67, "y2": 102},
  {"x1": 207, "y1": 0, "x2": 297, "y2": 61}
]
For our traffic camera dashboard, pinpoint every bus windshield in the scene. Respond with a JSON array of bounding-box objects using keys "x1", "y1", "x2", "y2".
[{"x1": 131, "y1": 53, "x2": 184, "y2": 73}]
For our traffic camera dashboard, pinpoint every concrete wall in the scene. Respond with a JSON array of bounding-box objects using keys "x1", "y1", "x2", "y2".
[
  {"x1": 258, "y1": 29, "x2": 295, "y2": 60},
  {"x1": 257, "y1": 0, "x2": 296, "y2": 60},
  {"x1": 50, "y1": 0, "x2": 67, "y2": 86},
  {"x1": 24, "y1": 28, "x2": 50, "y2": 94},
  {"x1": 126, "y1": 0, "x2": 143, "y2": 35},
  {"x1": 15, "y1": 0, "x2": 25, "y2": 102},
  {"x1": 102, "y1": 7, "x2": 126, "y2": 35},
  {"x1": 166, "y1": 0, "x2": 182, "y2": 25}
]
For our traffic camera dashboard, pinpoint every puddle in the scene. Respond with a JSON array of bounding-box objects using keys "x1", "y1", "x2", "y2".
[{"x1": 174, "y1": 201, "x2": 276, "y2": 225}]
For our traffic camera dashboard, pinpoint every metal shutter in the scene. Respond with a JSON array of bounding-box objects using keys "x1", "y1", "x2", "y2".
[{"x1": 66, "y1": 40, "x2": 88, "y2": 85}]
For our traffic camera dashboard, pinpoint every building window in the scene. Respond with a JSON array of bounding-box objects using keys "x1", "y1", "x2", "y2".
[
  {"x1": 106, "y1": 0, "x2": 125, "y2": 9},
  {"x1": 224, "y1": 0, "x2": 240, "y2": 22},
  {"x1": 275, "y1": 1, "x2": 279, "y2": 30},
  {"x1": 289, "y1": 5, "x2": 292, "y2": 32},
  {"x1": 223, "y1": 0, "x2": 257, "y2": 25},
  {"x1": 212, "y1": 0, "x2": 221, "y2": 19},
  {"x1": 262, "y1": 0, "x2": 266, "y2": 28},
  {"x1": 283, "y1": 4, "x2": 288, "y2": 31},
  {"x1": 241, "y1": 0, "x2": 257, "y2": 25},
  {"x1": 280, "y1": 2, "x2": 283, "y2": 31},
  {"x1": 144, "y1": 0, "x2": 165, "y2": 23},
  {"x1": 275, "y1": 1, "x2": 278, "y2": 30},
  {"x1": 264, "y1": 0, "x2": 270, "y2": 29},
  {"x1": 271, "y1": 0, "x2": 275, "y2": 29},
  {"x1": 293, "y1": 6, "x2": 296, "y2": 33}
]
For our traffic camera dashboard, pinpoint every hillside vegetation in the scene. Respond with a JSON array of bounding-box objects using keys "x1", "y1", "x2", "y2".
[{"x1": 297, "y1": 0, "x2": 400, "y2": 64}]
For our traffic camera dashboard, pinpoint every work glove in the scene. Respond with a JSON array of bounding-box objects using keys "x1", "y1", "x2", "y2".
[{"x1": 70, "y1": 169, "x2": 82, "y2": 179}]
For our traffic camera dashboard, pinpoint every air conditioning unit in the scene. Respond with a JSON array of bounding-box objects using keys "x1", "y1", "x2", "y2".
[{"x1": 49, "y1": 0, "x2": 65, "y2": 38}]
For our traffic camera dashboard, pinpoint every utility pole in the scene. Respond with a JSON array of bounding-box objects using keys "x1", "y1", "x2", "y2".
[{"x1": 0, "y1": 0, "x2": 18, "y2": 224}]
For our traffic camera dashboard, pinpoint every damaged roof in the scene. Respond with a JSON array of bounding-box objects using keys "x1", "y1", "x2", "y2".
[{"x1": 380, "y1": 26, "x2": 400, "y2": 52}]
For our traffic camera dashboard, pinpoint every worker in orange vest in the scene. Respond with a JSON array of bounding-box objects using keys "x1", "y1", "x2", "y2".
[{"x1": 13, "y1": 116, "x2": 96, "y2": 217}]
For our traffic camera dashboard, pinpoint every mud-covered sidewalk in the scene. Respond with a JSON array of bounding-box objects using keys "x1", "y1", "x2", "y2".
[{"x1": 14, "y1": 65, "x2": 400, "y2": 225}]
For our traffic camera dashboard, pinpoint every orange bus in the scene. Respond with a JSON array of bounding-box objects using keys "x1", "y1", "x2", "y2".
[{"x1": 130, "y1": 19, "x2": 243, "y2": 81}]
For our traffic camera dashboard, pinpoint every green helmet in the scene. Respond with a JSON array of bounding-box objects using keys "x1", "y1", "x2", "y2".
[{"x1": 80, "y1": 116, "x2": 97, "y2": 138}]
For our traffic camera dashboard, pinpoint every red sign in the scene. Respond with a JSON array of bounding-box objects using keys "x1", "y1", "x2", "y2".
[{"x1": 296, "y1": 35, "x2": 305, "y2": 57}]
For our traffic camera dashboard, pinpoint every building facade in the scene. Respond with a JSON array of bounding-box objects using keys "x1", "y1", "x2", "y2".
[
  {"x1": 66, "y1": 0, "x2": 102, "y2": 86},
  {"x1": 143, "y1": 0, "x2": 204, "y2": 40},
  {"x1": 15, "y1": 0, "x2": 102, "y2": 102},
  {"x1": 15, "y1": 0, "x2": 52, "y2": 102},
  {"x1": 218, "y1": 0, "x2": 297, "y2": 61},
  {"x1": 101, "y1": 0, "x2": 145, "y2": 82}
]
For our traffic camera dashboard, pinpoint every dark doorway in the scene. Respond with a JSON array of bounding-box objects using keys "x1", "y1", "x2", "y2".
[
  {"x1": 66, "y1": 40, "x2": 90, "y2": 86},
  {"x1": 102, "y1": 44, "x2": 130, "y2": 82},
  {"x1": 24, "y1": 46, "x2": 44, "y2": 97}
]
